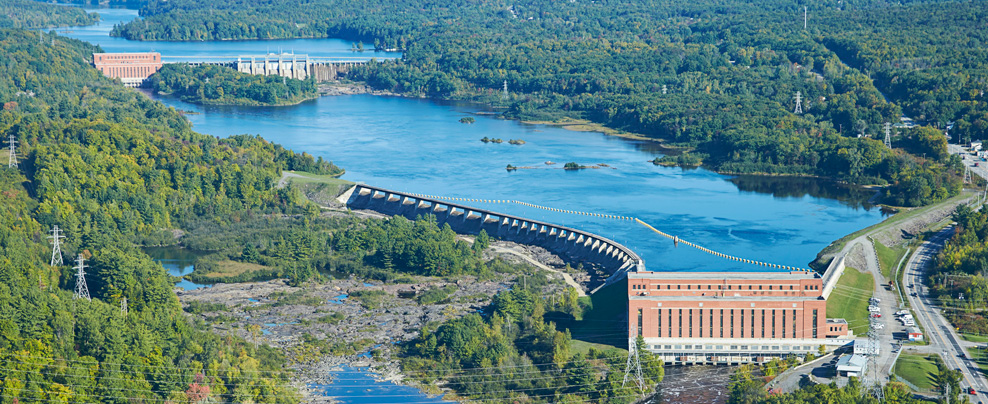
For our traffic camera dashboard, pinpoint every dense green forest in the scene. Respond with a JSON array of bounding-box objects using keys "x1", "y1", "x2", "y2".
[
  {"x1": 929, "y1": 205, "x2": 988, "y2": 335},
  {"x1": 0, "y1": 27, "x2": 355, "y2": 402},
  {"x1": 107, "y1": 0, "x2": 986, "y2": 205},
  {"x1": 0, "y1": 0, "x2": 98, "y2": 28},
  {"x1": 402, "y1": 277, "x2": 663, "y2": 403},
  {"x1": 179, "y1": 214, "x2": 526, "y2": 285},
  {"x1": 819, "y1": 1, "x2": 988, "y2": 143},
  {"x1": 149, "y1": 64, "x2": 318, "y2": 106}
]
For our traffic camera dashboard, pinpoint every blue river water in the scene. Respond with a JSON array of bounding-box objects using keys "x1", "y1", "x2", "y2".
[
  {"x1": 147, "y1": 94, "x2": 886, "y2": 272},
  {"x1": 55, "y1": 8, "x2": 400, "y2": 62},
  {"x1": 58, "y1": 8, "x2": 886, "y2": 403},
  {"x1": 56, "y1": 8, "x2": 887, "y2": 274}
]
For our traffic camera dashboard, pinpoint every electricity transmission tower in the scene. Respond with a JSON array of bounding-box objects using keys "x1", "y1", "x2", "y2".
[
  {"x1": 883, "y1": 122, "x2": 893, "y2": 149},
  {"x1": 865, "y1": 298, "x2": 884, "y2": 402},
  {"x1": 964, "y1": 166, "x2": 972, "y2": 184},
  {"x1": 121, "y1": 297, "x2": 128, "y2": 314},
  {"x1": 73, "y1": 254, "x2": 90, "y2": 301},
  {"x1": 502, "y1": 80, "x2": 509, "y2": 100},
  {"x1": 662, "y1": 84, "x2": 667, "y2": 95},
  {"x1": 49, "y1": 225, "x2": 65, "y2": 266},
  {"x1": 622, "y1": 338, "x2": 645, "y2": 394},
  {"x1": 793, "y1": 91, "x2": 803, "y2": 114},
  {"x1": 6, "y1": 135, "x2": 17, "y2": 168}
]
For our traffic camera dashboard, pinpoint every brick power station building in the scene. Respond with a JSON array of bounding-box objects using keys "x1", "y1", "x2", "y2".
[
  {"x1": 627, "y1": 270, "x2": 852, "y2": 364},
  {"x1": 93, "y1": 52, "x2": 163, "y2": 87}
]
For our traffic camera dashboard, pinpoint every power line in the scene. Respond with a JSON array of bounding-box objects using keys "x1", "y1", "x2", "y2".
[
  {"x1": 72, "y1": 254, "x2": 90, "y2": 301},
  {"x1": 48, "y1": 225, "x2": 65, "y2": 266},
  {"x1": 6, "y1": 134, "x2": 17, "y2": 168}
]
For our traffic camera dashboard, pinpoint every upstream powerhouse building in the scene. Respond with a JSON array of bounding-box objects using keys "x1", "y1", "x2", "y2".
[{"x1": 627, "y1": 270, "x2": 852, "y2": 364}]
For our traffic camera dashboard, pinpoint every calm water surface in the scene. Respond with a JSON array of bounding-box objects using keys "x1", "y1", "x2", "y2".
[
  {"x1": 56, "y1": 8, "x2": 400, "y2": 62},
  {"x1": 146, "y1": 94, "x2": 886, "y2": 272},
  {"x1": 143, "y1": 246, "x2": 208, "y2": 290},
  {"x1": 59, "y1": 9, "x2": 887, "y2": 273},
  {"x1": 61, "y1": 9, "x2": 884, "y2": 402}
]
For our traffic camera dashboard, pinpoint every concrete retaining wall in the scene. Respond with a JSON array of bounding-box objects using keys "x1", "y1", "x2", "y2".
[{"x1": 821, "y1": 255, "x2": 846, "y2": 300}]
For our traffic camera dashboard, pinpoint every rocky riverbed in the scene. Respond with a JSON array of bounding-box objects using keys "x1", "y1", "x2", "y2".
[{"x1": 176, "y1": 241, "x2": 578, "y2": 403}]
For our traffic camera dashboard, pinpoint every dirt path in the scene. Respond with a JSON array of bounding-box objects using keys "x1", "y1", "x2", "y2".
[
  {"x1": 277, "y1": 171, "x2": 307, "y2": 188},
  {"x1": 489, "y1": 244, "x2": 587, "y2": 296}
]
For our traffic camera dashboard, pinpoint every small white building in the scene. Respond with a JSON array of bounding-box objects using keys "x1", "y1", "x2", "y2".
[
  {"x1": 971, "y1": 141, "x2": 983, "y2": 151},
  {"x1": 836, "y1": 354, "x2": 868, "y2": 377},
  {"x1": 853, "y1": 339, "x2": 880, "y2": 356},
  {"x1": 908, "y1": 327, "x2": 924, "y2": 341}
]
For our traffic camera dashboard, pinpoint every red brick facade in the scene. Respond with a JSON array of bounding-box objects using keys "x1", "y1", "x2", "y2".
[
  {"x1": 627, "y1": 271, "x2": 850, "y2": 364},
  {"x1": 93, "y1": 53, "x2": 162, "y2": 86}
]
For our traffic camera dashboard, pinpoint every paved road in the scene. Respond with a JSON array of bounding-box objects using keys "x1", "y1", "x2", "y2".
[
  {"x1": 950, "y1": 143, "x2": 988, "y2": 184},
  {"x1": 904, "y1": 226, "x2": 988, "y2": 402}
]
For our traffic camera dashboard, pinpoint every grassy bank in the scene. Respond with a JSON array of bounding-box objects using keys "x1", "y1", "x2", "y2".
[
  {"x1": 826, "y1": 266, "x2": 874, "y2": 335},
  {"x1": 282, "y1": 170, "x2": 354, "y2": 206},
  {"x1": 893, "y1": 352, "x2": 940, "y2": 390},
  {"x1": 812, "y1": 192, "x2": 974, "y2": 270},
  {"x1": 874, "y1": 240, "x2": 909, "y2": 278}
]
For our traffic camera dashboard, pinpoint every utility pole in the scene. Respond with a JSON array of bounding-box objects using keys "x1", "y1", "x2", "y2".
[
  {"x1": 982, "y1": 181, "x2": 987, "y2": 205},
  {"x1": 73, "y1": 254, "x2": 90, "y2": 301},
  {"x1": 502, "y1": 80, "x2": 509, "y2": 100},
  {"x1": 49, "y1": 225, "x2": 65, "y2": 266},
  {"x1": 866, "y1": 295, "x2": 884, "y2": 402},
  {"x1": 622, "y1": 338, "x2": 646, "y2": 394},
  {"x1": 883, "y1": 122, "x2": 893, "y2": 149},
  {"x1": 121, "y1": 297, "x2": 128, "y2": 314},
  {"x1": 793, "y1": 91, "x2": 803, "y2": 114},
  {"x1": 6, "y1": 135, "x2": 17, "y2": 168}
]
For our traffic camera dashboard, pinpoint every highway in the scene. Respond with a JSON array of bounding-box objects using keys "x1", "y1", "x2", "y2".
[{"x1": 904, "y1": 226, "x2": 988, "y2": 402}]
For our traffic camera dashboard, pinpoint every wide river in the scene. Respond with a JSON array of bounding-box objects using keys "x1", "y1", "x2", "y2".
[{"x1": 59, "y1": 8, "x2": 885, "y2": 403}]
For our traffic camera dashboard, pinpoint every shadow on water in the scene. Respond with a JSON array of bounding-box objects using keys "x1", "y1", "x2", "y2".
[
  {"x1": 143, "y1": 246, "x2": 210, "y2": 290},
  {"x1": 728, "y1": 175, "x2": 882, "y2": 211}
]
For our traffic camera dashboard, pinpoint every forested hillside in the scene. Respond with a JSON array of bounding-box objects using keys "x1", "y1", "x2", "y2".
[
  {"x1": 819, "y1": 1, "x2": 988, "y2": 143},
  {"x1": 0, "y1": 0, "x2": 98, "y2": 28},
  {"x1": 107, "y1": 0, "x2": 979, "y2": 205},
  {"x1": 0, "y1": 28, "x2": 341, "y2": 402},
  {"x1": 149, "y1": 64, "x2": 318, "y2": 106}
]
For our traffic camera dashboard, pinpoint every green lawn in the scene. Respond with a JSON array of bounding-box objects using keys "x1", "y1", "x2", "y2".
[
  {"x1": 874, "y1": 241, "x2": 908, "y2": 279},
  {"x1": 570, "y1": 339, "x2": 626, "y2": 357},
  {"x1": 282, "y1": 170, "x2": 352, "y2": 186},
  {"x1": 826, "y1": 266, "x2": 874, "y2": 335},
  {"x1": 894, "y1": 352, "x2": 941, "y2": 390},
  {"x1": 283, "y1": 170, "x2": 355, "y2": 205},
  {"x1": 559, "y1": 279, "x2": 628, "y2": 349},
  {"x1": 963, "y1": 333, "x2": 988, "y2": 343},
  {"x1": 968, "y1": 348, "x2": 988, "y2": 378}
]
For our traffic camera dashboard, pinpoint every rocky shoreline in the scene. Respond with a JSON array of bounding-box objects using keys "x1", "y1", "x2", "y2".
[
  {"x1": 177, "y1": 240, "x2": 578, "y2": 403},
  {"x1": 318, "y1": 82, "x2": 398, "y2": 97}
]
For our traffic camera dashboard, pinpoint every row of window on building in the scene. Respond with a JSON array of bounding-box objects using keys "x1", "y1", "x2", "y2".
[
  {"x1": 650, "y1": 344, "x2": 818, "y2": 351},
  {"x1": 632, "y1": 283, "x2": 819, "y2": 291},
  {"x1": 637, "y1": 308, "x2": 819, "y2": 339}
]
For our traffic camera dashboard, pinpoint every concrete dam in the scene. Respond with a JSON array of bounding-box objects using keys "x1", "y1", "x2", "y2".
[{"x1": 342, "y1": 184, "x2": 644, "y2": 285}]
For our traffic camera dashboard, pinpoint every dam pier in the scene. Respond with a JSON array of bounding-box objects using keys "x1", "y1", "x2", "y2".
[{"x1": 341, "y1": 184, "x2": 644, "y2": 289}]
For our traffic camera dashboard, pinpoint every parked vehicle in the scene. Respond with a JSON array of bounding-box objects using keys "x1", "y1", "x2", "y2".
[{"x1": 871, "y1": 314, "x2": 882, "y2": 318}]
